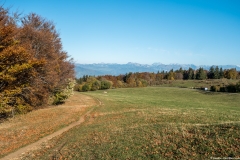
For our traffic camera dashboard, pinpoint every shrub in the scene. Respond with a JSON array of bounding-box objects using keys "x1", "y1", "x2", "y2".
[
  {"x1": 226, "y1": 84, "x2": 237, "y2": 93},
  {"x1": 82, "y1": 84, "x2": 91, "y2": 92},
  {"x1": 16, "y1": 105, "x2": 33, "y2": 114},
  {"x1": 101, "y1": 80, "x2": 112, "y2": 90},
  {"x1": 210, "y1": 85, "x2": 220, "y2": 92},
  {"x1": 220, "y1": 86, "x2": 227, "y2": 92},
  {"x1": 51, "y1": 79, "x2": 76, "y2": 105},
  {"x1": 73, "y1": 84, "x2": 81, "y2": 91},
  {"x1": 236, "y1": 81, "x2": 240, "y2": 92},
  {"x1": 0, "y1": 103, "x2": 12, "y2": 117},
  {"x1": 211, "y1": 82, "x2": 240, "y2": 93},
  {"x1": 91, "y1": 81, "x2": 101, "y2": 91},
  {"x1": 52, "y1": 91, "x2": 68, "y2": 105},
  {"x1": 116, "y1": 80, "x2": 124, "y2": 88}
]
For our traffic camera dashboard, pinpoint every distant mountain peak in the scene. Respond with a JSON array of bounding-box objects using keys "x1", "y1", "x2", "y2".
[
  {"x1": 127, "y1": 62, "x2": 138, "y2": 65},
  {"x1": 74, "y1": 62, "x2": 240, "y2": 78},
  {"x1": 152, "y1": 62, "x2": 163, "y2": 66},
  {"x1": 127, "y1": 62, "x2": 142, "y2": 65}
]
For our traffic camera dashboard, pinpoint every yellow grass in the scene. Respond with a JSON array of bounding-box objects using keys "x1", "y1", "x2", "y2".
[{"x1": 0, "y1": 92, "x2": 97, "y2": 157}]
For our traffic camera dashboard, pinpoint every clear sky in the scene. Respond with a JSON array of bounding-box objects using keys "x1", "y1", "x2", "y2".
[{"x1": 3, "y1": 0, "x2": 240, "y2": 65}]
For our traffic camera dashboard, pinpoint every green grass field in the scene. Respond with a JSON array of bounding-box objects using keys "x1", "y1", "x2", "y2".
[
  {"x1": 157, "y1": 79, "x2": 239, "y2": 89},
  {"x1": 22, "y1": 87, "x2": 240, "y2": 159}
]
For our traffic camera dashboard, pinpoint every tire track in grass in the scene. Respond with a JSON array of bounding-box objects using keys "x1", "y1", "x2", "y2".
[{"x1": 1, "y1": 95, "x2": 102, "y2": 160}]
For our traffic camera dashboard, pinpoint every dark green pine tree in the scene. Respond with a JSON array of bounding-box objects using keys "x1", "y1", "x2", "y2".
[
  {"x1": 208, "y1": 66, "x2": 214, "y2": 79},
  {"x1": 196, "y1": 67, "x2": 206, "y2": 80},
  {"x1": 214, "y1": 66, "x2": 220, "y2": 79},
  {"x1": 188, "y1": 68, "x2": 195, "y2": 80},
  {"x1": 219, "y1": 67, "x2": 224, "y2": 79},
  {"x1": 178, "y1": 67, "x2": 183, "y2": 73},
  {"x1": 183, "y1": 70, "x2": 188, "y2": 80}
]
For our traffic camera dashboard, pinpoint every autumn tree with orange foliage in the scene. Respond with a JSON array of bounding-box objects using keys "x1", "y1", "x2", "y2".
[
  {"x1": 18, "y1": 13, "x2": 75, "y2": 105},
  {"x1": 0, "y1": 7, "x2": 74, "y2": 116}
]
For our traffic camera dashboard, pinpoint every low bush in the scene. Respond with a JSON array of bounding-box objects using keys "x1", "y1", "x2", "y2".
[
  {"x1": 211, "y1": 81, "x2": 240, "y2": 93},
  {"x1": 226, "y1": 84, "x2": 237, "y2": 93},
  {"x1": 236, "y1": 81, "x2": 240, "y2": 92},
  {"x1": 82, "y1": 84, "x2": 91, "y2": 92},
  {"x1": 51, "y1": 79, "x2": 76, "y2": 105},
  {"x1": 101, "y1": 80, "x2": 112, "y2": 90},
  {"x1": 210, "y1": 85, "x2": 220, "y2": 92}
]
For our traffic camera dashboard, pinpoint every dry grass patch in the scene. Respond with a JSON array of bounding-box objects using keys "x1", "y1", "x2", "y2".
[{"x1": 0, "y1": 92, "x2": 98, "y2": 157}]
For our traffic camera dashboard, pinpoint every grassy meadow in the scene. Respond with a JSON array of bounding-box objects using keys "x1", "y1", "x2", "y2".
[
  {"x1": 22, "y1": 87, "x2": 240, "y2": 159},
  {"x1": 157, "y1": 79, "x2": 239, "y2": 89}
]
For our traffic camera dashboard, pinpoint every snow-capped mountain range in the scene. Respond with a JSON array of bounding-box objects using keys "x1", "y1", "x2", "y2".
[{"x1": 75, "y1": 62, "x2": 240, "y2": 78}]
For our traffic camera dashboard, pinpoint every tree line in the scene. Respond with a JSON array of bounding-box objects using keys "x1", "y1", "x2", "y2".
[
  {"x1": 0, "y1": 6, "x2": 75, "y2": 117},
  {"x1": 75, "y1": 66, "x2": 240, "y2": 92}
]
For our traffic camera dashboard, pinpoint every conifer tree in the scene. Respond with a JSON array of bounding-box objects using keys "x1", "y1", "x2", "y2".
[
  {"x1": 214, "y1": 66, "x2": 220, "y2": 79},
  {"x1": 219, "y1": 67, "x2": 224, "y2": 79},
  {"x1": 208, "y1": 66, "x2": 214, "y2": 79},
  {"x1": 196, "y1": 67, "x2": 206, "y2": 80}
]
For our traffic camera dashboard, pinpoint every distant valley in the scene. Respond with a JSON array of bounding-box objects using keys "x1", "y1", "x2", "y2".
[{"x1": 75, "y1": 62, "x2": 240, "y2": 78}]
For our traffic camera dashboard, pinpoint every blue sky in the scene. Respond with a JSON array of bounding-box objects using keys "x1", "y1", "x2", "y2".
[{"x1": 3, "y1": 0, "x2": 240, "y2": 65}]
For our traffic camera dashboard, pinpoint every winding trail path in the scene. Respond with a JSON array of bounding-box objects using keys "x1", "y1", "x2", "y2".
[{"x1": 1, "y1": 93, "x2": 101, "y2": 160}]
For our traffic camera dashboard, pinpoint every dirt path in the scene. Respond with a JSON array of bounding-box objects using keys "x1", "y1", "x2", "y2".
[{"x1": 1, "y1": 93, "x2": 101, "y2": 160}]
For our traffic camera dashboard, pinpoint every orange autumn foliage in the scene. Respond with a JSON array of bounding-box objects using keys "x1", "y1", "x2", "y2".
[{"x1": 0, "y1": 7, "x2": 74, "y2": 116}]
